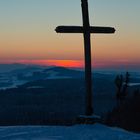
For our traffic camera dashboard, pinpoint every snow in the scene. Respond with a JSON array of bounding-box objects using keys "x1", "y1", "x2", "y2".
[
  {"x1": 47, "y1": 76, "x2": 72, "y2": 79},
  {"x1": 27, "y1": 86, "x2": 44, "y2": 89},
  {"x1": 79, "y1": 115, "x2": 101, "y2": 119},
  {"x1": 129, "y1": 83, "x2": 140, "y2": 86},
  {"x1": 0, "y1": 124, "x2": 139, "y2": 140}
]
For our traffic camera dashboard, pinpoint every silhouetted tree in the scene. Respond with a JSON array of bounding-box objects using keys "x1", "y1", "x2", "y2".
[
  {"x1": 106, "y1": 90, "x2": 140, "y2": 132},
  {"x1": 115, "y1": 74, "x2": 123, "y2": 106},
  {"x1": 114, "y1": 72, "x2": 130, "y2": 106},
  {"x1": 122, "y1": 72, "x2": 130, "y2": 97}
]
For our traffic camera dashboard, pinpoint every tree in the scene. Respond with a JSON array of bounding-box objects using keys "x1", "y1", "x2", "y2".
[
  {"x1": 114, "y1": 72, "x2": 130, "y2": 106},
  {"x1": 115, "y1": 74, "x2": 123, "y2": 106}
]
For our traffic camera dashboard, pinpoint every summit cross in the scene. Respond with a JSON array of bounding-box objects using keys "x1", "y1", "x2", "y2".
[{"x1": 55, "y1": 0, "x2": 115, "y2": 116}]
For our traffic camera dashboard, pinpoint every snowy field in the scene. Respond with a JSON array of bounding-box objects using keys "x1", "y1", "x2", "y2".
[{"x1": 0, "y1": 124, "x2": 140, "y2": 140}]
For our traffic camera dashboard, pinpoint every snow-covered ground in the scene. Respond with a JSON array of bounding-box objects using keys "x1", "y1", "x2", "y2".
[{"x1": 0, "y1": 124, "x2": 139, "y2": 140}]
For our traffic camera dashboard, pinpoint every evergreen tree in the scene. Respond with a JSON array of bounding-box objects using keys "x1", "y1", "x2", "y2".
[{"x1": 114, "y1": 72, "x2": 130, "y2": 106}]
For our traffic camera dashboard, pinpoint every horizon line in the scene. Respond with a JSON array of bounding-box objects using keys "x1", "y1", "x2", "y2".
[{"x1": 0, "y1": 59, "x2": 140, "y2": 71}]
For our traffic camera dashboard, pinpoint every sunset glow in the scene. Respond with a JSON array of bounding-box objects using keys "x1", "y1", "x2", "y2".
[
  {"x1": 0, "y1": 59, "x2": 84, "y2": 68},
  {"x1": 20, "y1": 59, "x2": 84, "y2": 68}
]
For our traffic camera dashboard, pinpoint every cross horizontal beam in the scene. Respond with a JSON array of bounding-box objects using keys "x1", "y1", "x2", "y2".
[{"x1": 55, "y1": 26, "x2": 115, "y2": 34}]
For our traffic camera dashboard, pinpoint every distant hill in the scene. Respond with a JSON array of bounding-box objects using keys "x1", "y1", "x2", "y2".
[
  {"x1": 0, "y1": 63, "x2": 47, "y2": 73},
  {"x1": 43, "y1": 66, "x2": 84, "y2": 79},
  {"x1": 15, "y1": 66, "x2": 84, "y2": 81},
  {"x1": 10, "y1": 65, "x2": 44, "y2": 75},
  {"x1": 0, "y1": 63, "x2": 27, "y2": 73}
]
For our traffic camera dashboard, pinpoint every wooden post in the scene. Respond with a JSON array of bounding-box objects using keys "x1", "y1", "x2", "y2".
[{"x1": 81, "y1": 0, "x2": 93, "y2": 115}]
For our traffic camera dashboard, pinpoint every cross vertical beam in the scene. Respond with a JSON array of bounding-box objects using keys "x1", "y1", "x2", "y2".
[{"x1": 81, "y1": 0, "x2": 93, "y2": 116}]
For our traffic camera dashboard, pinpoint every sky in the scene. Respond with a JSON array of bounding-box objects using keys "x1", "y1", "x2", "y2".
[{"x1": 0, "y1": 0, "x2": 140, "y2": 70}]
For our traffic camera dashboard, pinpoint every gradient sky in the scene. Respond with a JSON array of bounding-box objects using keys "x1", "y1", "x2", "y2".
[{"x1": 0, "y1": 0, "x2": 140, "y2": 69}]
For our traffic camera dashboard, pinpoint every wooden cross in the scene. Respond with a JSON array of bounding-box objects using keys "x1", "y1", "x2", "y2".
[{"x1": 55, "y1": 0, "x2": 115, "y2": 116}]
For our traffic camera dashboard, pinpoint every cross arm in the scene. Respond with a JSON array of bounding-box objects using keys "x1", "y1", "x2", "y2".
[
  {"x1": 55, "y1": 26, "x2": 83, "y2": 33},
  {"x1": 55, "y1": 26, "x2": 115, "y2": 34},
  {"x1": 91, "y1": 26, "x2": 116, "y2": 34}
]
